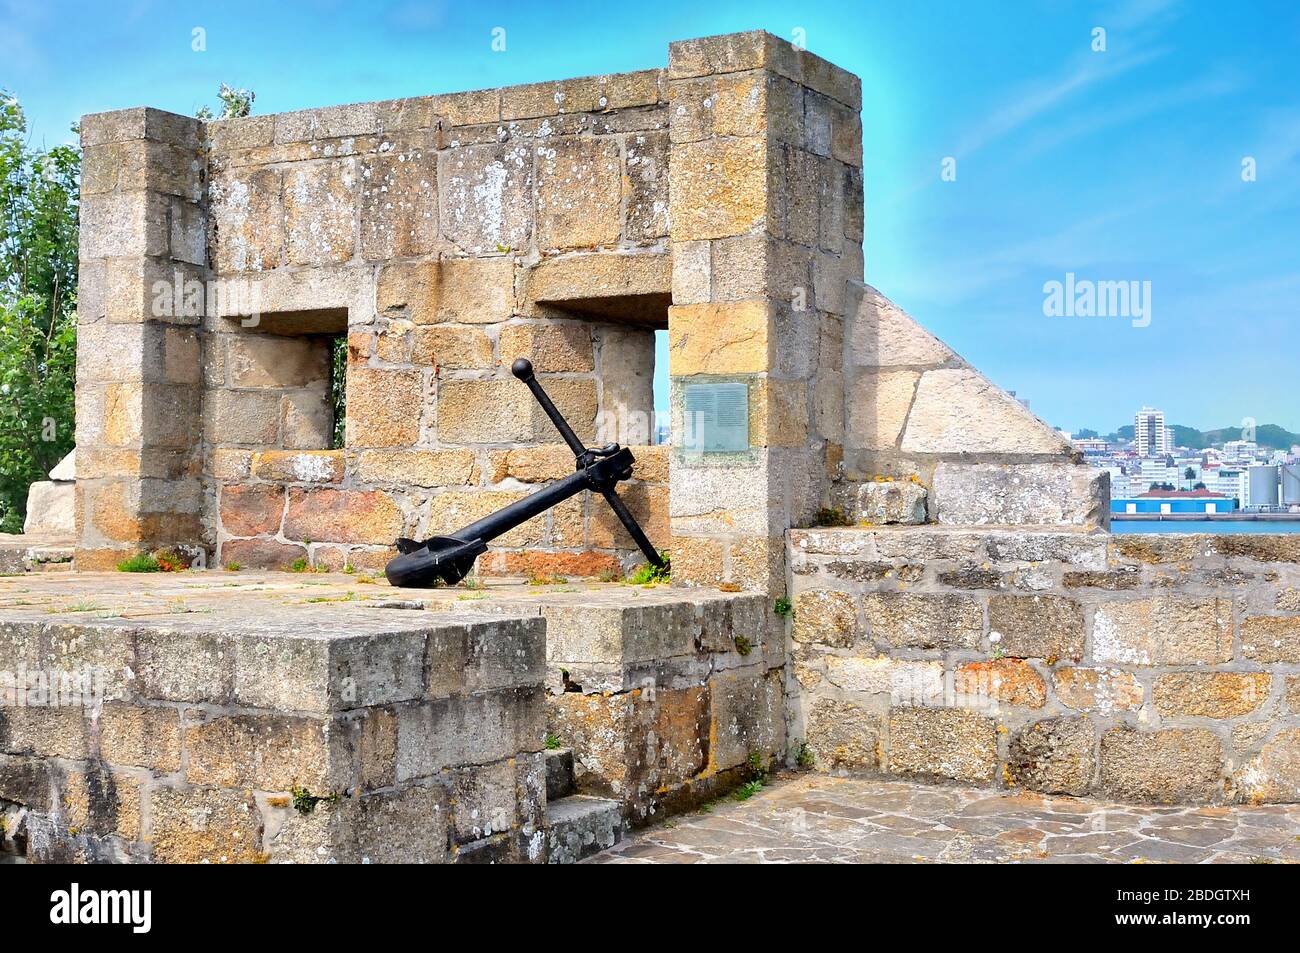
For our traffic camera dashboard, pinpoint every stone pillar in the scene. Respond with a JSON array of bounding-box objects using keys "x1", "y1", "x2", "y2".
[
  {"x1": 75, "y1": 108, "x2": 207, "y2": 569},
  {"x1": 666, "y1": 32, "x2": 863, "y2": 592}
]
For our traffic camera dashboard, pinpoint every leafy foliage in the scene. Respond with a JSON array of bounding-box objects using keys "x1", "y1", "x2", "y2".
[
  {"x1": 195, "y1": 83, "x2": 255, "y2": 120},
  {"x1": 0, "y1": 91, "x2": 78, "y2": 532},
  {"x1": 628, "y1": 554, "x2": 670, "y2": 585}
]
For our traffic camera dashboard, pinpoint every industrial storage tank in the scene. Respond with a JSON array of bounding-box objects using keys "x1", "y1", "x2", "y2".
[
  {"x1": 1249, "y1": 465, "x2": 1280, "y2": 507},
  {"x1": 1283, "y1": 464, "x2": 1300, "y2": 505}
]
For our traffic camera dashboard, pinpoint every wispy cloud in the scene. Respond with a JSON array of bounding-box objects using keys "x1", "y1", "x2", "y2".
[{"x1": 955, "y1": 46, "x2": 1168, "y2": 158}]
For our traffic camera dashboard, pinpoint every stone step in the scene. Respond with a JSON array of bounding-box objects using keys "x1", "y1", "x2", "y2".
[
  {"x1": 545, "y1": 747, "x2": 575, "y2": 800},
  {"x1": 546, "y1": 795, "x2": 622, "y2": 864}
]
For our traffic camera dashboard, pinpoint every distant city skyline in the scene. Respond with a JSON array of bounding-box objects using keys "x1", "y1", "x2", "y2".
[{"x1": 6, "y1": 0, "x2": 1297, "y2": 430}]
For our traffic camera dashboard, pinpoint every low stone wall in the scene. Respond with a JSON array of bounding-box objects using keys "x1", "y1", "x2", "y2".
[
  {"x1": 536, "y1": 590, "x2": 785, "y2": 823},
  {"x1": 0, "y1": 573, "x2": 783, "y2": 862},
  {"x1": 0, "y1": 605, "x2": 547, "y2": 863},
  {"x1": 787, "y1": 528, "x2": 1300, "y2": 804}
]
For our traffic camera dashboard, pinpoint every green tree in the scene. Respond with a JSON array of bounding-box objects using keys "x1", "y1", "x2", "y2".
[{"x1": 0, "y1": 91, "x2": 78, "y2": 532}]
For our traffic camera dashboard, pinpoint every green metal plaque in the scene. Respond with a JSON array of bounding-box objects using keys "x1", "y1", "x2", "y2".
[{"x1": 683, "y1": 382, "x2": 749, "y2": 453}]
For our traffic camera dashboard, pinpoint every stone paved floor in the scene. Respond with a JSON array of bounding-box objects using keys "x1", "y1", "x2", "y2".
[
  {"x1": 0, "y1": 568, "x2": 693, "y2": 628},
  {"x1": 590, "y1": 774, "x2": 1300, "y2": 864}
]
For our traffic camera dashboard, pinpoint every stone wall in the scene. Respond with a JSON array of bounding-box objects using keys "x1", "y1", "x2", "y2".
[
  {"x1": 73, "y1": 30, "x2": 871, "y2": 588},
  {"x1": 0, "y1": 609, "x2": 548, "y2": 863},
  {"x1": 75, "y1": 109, "x2": 207, "y2": 570},
  {"x1": 788, "y1": 528, "x2": 1300, "y2": 804},
  {"x1": 77, "y1": 70, "x2": 676, "y2": 575},
  {"x1": 836, "y1": 284, "x2": 1106, "y2": 529},
  {"x1": 538, "y1": 589, "x2": 785, "y2": 822},
  {"x1": 201, "y1": 73, "x2": 675, "y2": 577},
  {"x1": 667, "y1": 32, "x2": 864, "y2": 593}
]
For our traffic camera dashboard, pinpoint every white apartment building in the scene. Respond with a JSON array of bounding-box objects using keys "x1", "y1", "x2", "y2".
[{"x1": 1135, "y1": 407, "x2": 1171, "y2": 456}]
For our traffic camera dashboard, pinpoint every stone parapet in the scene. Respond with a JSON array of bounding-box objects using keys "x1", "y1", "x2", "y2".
[
  {"x1": 0, "y1": 584, "x2": 548, "y2": 862},
  {"x1": 445, "y1": 585, "x2": 787, "y2": 823},
  {"x1": 787, "y1": 527, "x2": 1300, "y2": 805}
]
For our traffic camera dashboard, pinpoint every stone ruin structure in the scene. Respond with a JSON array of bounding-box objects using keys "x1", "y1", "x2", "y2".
[{"x1": 0, "y1": 31, "x2": 1296, "y2": 864}]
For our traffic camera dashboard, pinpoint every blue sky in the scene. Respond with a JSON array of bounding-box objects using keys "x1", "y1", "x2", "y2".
[{"x1": 5, "y1": 0, "x2": 1298, "y2": 433}]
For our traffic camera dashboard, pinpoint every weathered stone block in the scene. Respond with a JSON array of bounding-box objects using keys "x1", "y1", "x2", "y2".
[
  {"x1": 1099, "y1": 727, "x2": 1224, "y2": 803},
  {"x1": 669, "y1": 137, "x2": 767, "y2": 242},
  {"x1": 1113, "y1": 534, "x2": 1207, "y2": 565},
  {"x1": 625, "y1": 130, "x2": 670, "y2": 241},
  {"x1": 227, "y1": 334, "x2": 329, "y2": 389},
  {"x1": 824, "y1": 655, "x2": 943, "y2": 704},
  {"x1": 987, "y1": 594, "x2": 1085, "y2": 661},
  {"x1": 184, "y1": 712, "x2": 333, "y2": 791},
  {"x1": 220, "y1": 537, "x2": 306, "y2": 569},
  {"x1": 360, "y1": 145, "x2": 438, "y2": 259},
  {"x1": 411, "y1": 326, "x2": 493, "y2": 369},
  {"x1": 149, "y1": 787, "x2": 262, "y2": 864},
  {"x1": 806, "y1": 698, "x2": 880, "y2": 770},
  {"x1": 284, "y1": 159, "x2": 359, "y2": 264},
  {"x1": 134, "y1": 629, "x2": 234, "y2": 704},
  {"x1": 59, "y1": 765, "x2": 143, "y2": 840},
  {"x1": 1052, "y1": 667, "x2": 1143, "y2": 714},
  {"x1": 79, "y1": 191, "x2": 170, "y2": 259},
  {"x1": 425, "y1": 618, "x2": 545, "y2": 697},
  {"x1": 524, "y1": 250, "x2": 671, "y2": 311},
  {"x1": 848, "y1": 283, "x2": 953, "y2": 367},
  {"x1": 535, "y1": 137, "x2": 622, "y2": 249},
  {"x1": 1240, "y1": 616, "x2": 1300, "y2": 663},
  {"x1": 1093, "y1": 597, "x2": 1233, "y2": 666},
  {"x1": 1008, "y1": 717, "x2": 1094, "y2": 796},
  {"x1": 954, "y1": 658, "x2": 1047, "y2": 709},
  {"x1": 845, "y1": 370, "x2": 919, "y2": 450},
  {"x1": 205, "y1": 389, "x2": 281, "y2": 445},
  {"x1": 282, "y1": 487, "x2": 404, "y2": 545},
  {"x1": 887, "y1": 706, "x2": 996, "y2": 783},
  {"x1": 1235, "y1": 729, "x2": 1300, "y2": 804},
  {"x1": 395, "y1": 689, "x2": 544, "y2": 781},
  {"x1": 933, "y1": 463, "x2": 1105, "y2": 527},
  {"x1": 831, "y1": 480, "x2": 926, "y2": 525},
  {"x1": 668, "y1": 301, "x2": 773, "y2": 375},
  {"x1": 791, "y1": 588, "x2": 858, "y2": 647},
  {"x1": 1063, "y1": 570, "x2": 1140, "y2": 590},
  {"x1": 219, "y1": 483, "x2": 285, "y2": 536},
  {"x1": 901, "y1": 369, "x2": 1073, "y2": 456},
  {"x1": 209, "y1": 167, "x2": 284, "y2": 272},
  {"x1": 81, "y1": 106, "x2": 202, "y2": 149},
  {"x1": 250, "y1": 450, "x2": 343, "y2": 484},
  {"x1": 1212, "y1": 535, "x2": 1300, "y2": 564},
  {"x1": 862, "y1": 592, "x2": 982, "y2": 650},
  {"x1": 448, "y1": 759, "x2": 518, "y2": 844},
  {"x1": 709, "y1": 667, "x2": 784, "y2": 771},
  {"x1": 439, "y1": 142, "x2": 533, "y2": 254},
  {"x1": 377, "y1": 257, "x2": 514, "y2": 325},
  {"x1": 499, "y1": 322, "x2": 594, "y2": 372},
  {"x1": 344, "y1": 366, "x2": 423, "y2": 448},
  {"x1": 279, "y1": 392, "x2": 333, "y2": 449},
  {"x1": 352, "y1": 449, "x2": 476, "y2": 487},
  {"x1": 670, "y1": 72, "x2": 766, "y2": 143},
  {"x1": 1153, "y1": 672, "x2": 1271, "y2": 718},
  {"x1": 438, "y1": 378, "x2": 595, "y2": 444}
]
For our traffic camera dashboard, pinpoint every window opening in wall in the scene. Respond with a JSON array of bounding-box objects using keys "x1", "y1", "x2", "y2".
[
  {"x1": 330, "y1": 335, "x2": 347, "y2": 449},
  {"x1": 653, "y1": 329, "x2": 669, "y2": 445}
]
